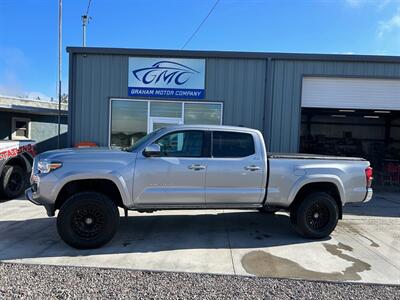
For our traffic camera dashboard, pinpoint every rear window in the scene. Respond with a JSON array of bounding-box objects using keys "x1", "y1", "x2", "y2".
[{"x1": 212, "y1": 131, "x2": 255, "y2": 158}]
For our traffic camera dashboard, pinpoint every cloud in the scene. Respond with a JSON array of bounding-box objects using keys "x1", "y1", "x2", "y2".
[{"x1": 378, "y1": 11, "x2": 400, "y2": 37}]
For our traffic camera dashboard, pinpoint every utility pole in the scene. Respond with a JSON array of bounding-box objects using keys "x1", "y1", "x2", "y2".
[
  {"x1": 82, "y1": 15, "x2": 88, "y2": 47},
  {"x1": 57, "y1": 0, "x2": 62, "y2": 149},
  {"x1": 82, "y1": 0, "x2": 92, "y2": 47}
]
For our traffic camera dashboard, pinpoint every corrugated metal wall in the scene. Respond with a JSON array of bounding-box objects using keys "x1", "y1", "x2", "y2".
[
  {"x1": 69, "y1": 54, "x2": 267, "y2": 147},
  {"x1": 205, "y1": 58, "x2": 266, "y2": 131},
  {"x1": 70, "y1": 54, "x2": 128, "y2": 146},
  {"x1": 69, "y1": 51, "x2": 400, "y2": 152},
  {"x1": 267, "y1": 60, "x2": 400, "y2": 152}
]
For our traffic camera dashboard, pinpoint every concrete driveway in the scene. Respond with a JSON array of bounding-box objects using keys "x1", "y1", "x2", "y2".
[{"x1": 0, "y1": 193, "x2": 399, "y2": 285}]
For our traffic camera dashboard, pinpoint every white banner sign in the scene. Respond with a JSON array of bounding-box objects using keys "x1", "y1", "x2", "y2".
[{"x1": 128, "y1": 57, "x2": 205, "y2": 99}]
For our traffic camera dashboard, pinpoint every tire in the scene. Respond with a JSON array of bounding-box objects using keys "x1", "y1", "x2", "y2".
[
  {"x1": 257, "y1": 206, "x2": 280, "y2": 214},
  {"x1": 291, "y1": 192, "x2": 339, "y2": 239},
  {"x1": 0, "y1": 165, "x2": 26, "y2": 199},
  {"x1": 57, "y1": 192, "x2": 120, "y2": 249}
]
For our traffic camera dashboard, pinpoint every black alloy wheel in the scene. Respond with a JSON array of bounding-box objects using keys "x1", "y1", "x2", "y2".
[
  {"x1": 71, "y1": 204, "x2": 107, "y2": 239},
  {"x1": 57, "y1": 192, "x2": 119, "y2": 249},
  {"x1": 305, "y1": 202, "x2": 330, "y2": 231},
  {"x1": 291, "y1": 192, "x2": 339, "y2": 239}
]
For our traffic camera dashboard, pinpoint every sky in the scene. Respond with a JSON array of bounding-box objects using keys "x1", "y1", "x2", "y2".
[{"x1": 1, "y1": 0, "x2": 400, "y2": 100}]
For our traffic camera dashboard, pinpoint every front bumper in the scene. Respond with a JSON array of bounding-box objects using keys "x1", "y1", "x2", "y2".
[
  {"x1": 363, "y1": 188, "x2": 373, "y2": 203},
  {"x1": 25, "y1": 187, "x2": 55, "y2": 217}
]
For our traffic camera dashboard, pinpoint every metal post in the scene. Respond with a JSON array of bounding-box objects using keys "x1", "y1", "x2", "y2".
[
  {"x1": 57, "y1": 0, "x2": 62, "y2": 149},
  {"x1": 82, "y1": 15, "x2": 88, "y2": 47}
]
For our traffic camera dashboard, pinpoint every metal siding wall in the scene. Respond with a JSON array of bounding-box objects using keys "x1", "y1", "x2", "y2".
[
  {"x1": 268, "y1": 60, "x2": 400, "y2": 153},
  {"x1": 71, "y1": 55, "x2": 267, "y2": 146},
  {"x1": 0, "y1": 111, "x2": 67, "y2": 151},
  {"x1": 72, "y1": 54, "x2": 127, "y2": 146},
  {"x1": 206, "y1": 58, "x2": 266, "y2": 131}
]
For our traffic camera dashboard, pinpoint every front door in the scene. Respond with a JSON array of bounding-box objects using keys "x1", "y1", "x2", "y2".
[
  {"x1": 133, "y1": 130, "x2": 207, "y2": 206},
  {"x1": 149, "y1": 117, "x2": 183, "y2": 132}
]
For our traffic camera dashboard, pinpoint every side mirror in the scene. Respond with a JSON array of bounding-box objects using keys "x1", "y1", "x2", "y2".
[{"x1": 143, "y1": 143, "x2": 161, "y2": 157}]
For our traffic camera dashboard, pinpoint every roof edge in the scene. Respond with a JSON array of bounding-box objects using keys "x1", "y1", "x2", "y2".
[{"x1": 66, "y1": 46, "x2": 400, "y2": 63}]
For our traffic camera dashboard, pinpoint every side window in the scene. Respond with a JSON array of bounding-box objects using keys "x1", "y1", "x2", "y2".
[
  {"x1": 12, "y1": 117, "x2": 30, "y2": 140},
  {"x1": 155, "y1": 130, "x2": 204, "y2": 157},
  {"x1": 212, "y1": 131, "x2": 255, "y2": 158}
]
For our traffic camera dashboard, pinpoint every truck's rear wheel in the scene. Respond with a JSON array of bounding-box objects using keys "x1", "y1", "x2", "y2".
[
  {"x1": 57, "y1": 192, "x2": 119, "y2": 249},
  {"x1": 291, "y1": 192, "x2": 339, "y2": 239},
  {"x1": 0, "y1": 165, "x2": 26, "y2": 199}
]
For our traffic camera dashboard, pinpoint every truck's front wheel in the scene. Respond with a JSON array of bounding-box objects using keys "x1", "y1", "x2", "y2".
[
  {"x1": 291, "y1": 192, "x2": 339, "y2": 239},
  {"x1": 57, "y1": 192, "x2": 119, "y2": 249}
]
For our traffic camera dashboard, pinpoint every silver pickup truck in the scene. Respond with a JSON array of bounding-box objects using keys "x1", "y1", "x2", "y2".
[{"x1": 26, "y1": 125, "x2": 373, "y2": 249}]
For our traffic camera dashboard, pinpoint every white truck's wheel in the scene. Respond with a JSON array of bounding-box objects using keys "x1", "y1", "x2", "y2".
[{"x1": 57, "y1": 192, "x2": 120, "y2": 249}]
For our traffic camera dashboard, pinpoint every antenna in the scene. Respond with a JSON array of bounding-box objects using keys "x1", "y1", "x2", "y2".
[{"x1": 81, "y1": 0, "x2": 92, "y2": 47}]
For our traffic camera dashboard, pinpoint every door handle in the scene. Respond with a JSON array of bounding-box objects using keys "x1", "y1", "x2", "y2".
[
  {"x1": 245, "y1": 165, "x2": 261, "y2": 171},
  {"x1": 188, "y1": 164, "x2": 206, "y2": 171}
]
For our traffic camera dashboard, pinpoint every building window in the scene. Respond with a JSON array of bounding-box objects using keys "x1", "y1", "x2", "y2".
[
  {"x1": 110, "y1": 99, "x2": 223, "y2": 149},
  {"x1": 110, "y1": 100, "x2": 148, "y2": 148},
  {"x1": 184, "y1": 103, "x2": 222, "y2": 125},
  {"x1": 12, "y1": 117, "x2": 30, "y2": 140}
]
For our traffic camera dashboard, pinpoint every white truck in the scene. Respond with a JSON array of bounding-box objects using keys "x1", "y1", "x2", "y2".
[
  {"x1": 0, "y1": 140, "x2": 36, "y2": 199},
  {"x1": 26, "y1": 125, "x2": 373, "y2": 249}
]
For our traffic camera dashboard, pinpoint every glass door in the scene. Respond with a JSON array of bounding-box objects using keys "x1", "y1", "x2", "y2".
[{"x1": 149, "y1": 117, "x2": 183, "y2": 132}]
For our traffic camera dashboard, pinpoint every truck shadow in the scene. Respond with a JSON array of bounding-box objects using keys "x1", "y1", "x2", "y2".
[{"x1": 0, "y1": 211, "x2": 328, "y2": 261}]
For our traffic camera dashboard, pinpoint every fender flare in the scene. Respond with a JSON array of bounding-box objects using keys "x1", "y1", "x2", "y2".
[
  {"x1": 52, "y1": 171, "x2": 131, "y2": 207},
  {"x1": 288, "y1": 174, "x2": 346, "y2": 205}
]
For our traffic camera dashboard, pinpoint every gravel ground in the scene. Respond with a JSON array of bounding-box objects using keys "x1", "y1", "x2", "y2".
[{"x1": 0, "y1": 262, "x2": 399, "y2": 299}]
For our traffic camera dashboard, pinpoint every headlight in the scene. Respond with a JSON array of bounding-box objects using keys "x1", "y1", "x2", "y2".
[{"x1": 37, "y1": 160, "x2": 63, "y2": 174}]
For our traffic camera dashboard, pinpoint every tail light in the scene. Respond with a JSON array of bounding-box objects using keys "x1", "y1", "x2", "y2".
[{"x1": 365, "y1": 167, "x2": 373, "y2": 188}]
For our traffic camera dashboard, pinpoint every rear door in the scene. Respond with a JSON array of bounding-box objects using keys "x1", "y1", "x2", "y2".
[{"x1": 205, "y1": 131, "x2": 266, "y2": 205}]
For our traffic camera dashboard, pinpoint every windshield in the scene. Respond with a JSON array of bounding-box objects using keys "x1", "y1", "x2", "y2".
[{"x1": 126, "y1": 129, "x2": 162, "y2": 152}]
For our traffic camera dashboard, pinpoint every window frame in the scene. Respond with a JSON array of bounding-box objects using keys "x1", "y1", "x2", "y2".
[
  {"x1": 108, "y1": 98, "x2": 224, "y2": 148},
  {"x1": 211, "y1": 130, "x2": 256, "y2": 158},
  {"x1": 153, "y1": 130, "x2": 209, "y2": 158},
  {"x1": 11, "y1": 117, "x2": 31, "y2": 140}
]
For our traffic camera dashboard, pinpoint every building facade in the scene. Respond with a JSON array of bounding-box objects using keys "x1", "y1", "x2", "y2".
[
  {"x1": 0, "y1": 96, "x2": 68, "y2": 152},
  {"x1": 67, "y1": 47, "x2": 400, "y2": 185}
]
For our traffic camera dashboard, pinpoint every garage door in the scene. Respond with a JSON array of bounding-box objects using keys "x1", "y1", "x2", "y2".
[{"x1": 301, "y1": 77, "x2": 400, "y2": 110}]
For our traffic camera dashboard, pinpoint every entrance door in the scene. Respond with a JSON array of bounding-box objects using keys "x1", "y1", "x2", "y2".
[{"x1": 149, "y1": 117, "x2": 183, "y2": 132}]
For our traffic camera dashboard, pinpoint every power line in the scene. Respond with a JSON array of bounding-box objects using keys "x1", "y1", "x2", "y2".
[
  {"x1": 85, "y1": 0, "x2": 92, "y2": 16},
  {"x1": 181, "y1": 0, "x2": 220, "y2": 49}
]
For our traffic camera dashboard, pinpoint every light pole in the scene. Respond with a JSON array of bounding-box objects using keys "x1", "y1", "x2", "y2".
[
  {"x1": 82, "y1": 0, "x2": 92, "y2": 47},
  {"x1": 57, "y1": 0, "x2": 62, "y2": 149},
  {"x1": 82, "y1": 15, "x2": 88, "y2": 47}
]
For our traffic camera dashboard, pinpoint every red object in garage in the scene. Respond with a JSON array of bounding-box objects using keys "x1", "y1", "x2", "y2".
[{"x1": 74, "y1": 141, "x2": 97, "y2": 148}]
